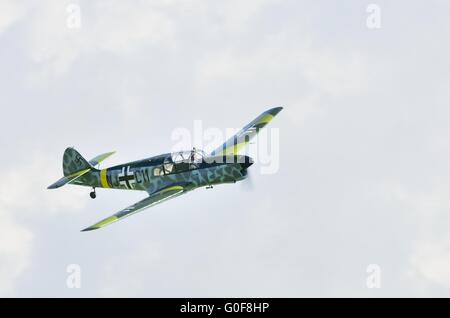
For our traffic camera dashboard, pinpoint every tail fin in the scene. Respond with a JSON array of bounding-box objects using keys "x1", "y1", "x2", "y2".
[
  {"x1": 63, "y1": 147, "x2": 93, "y2": 176},
  {"x1": 48, "y1": 148, "x2": 93, "y2": 189}
]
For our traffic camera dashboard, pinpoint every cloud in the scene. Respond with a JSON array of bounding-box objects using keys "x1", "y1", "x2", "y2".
[
  {"x1": 97, "y1": 240, "x2": 163, "y2": 297},
  {"x1": 0, "y1": 152, "x2": 88, "y2": 214},
  {"x1": 0, "y1": 210, "x2": 32, "y2": 296},
  {"x1": 370, "y1": 180, "x2": 450, "y2": 290},
  {"x1": 24, "y1": 0, "x2": 176, "y2": 80},
  {"x1": 0, "y1": 152, "x2": 88, "y2": 296},
  {"x1": 21, "y1": 0, "x2": 278, "y2": 81},
  {"x1": 0, "y1": 0, "x2": 28, "y2": 35},
  {"x1": 411, "y1": 241, "x2": 450, "y2": 288},
  {"x1": 3, "y1": 0, "x2": 450, "y2": 297},
  {"x1": 194, "y1": 17, "x2": 373, "y2": 107}
]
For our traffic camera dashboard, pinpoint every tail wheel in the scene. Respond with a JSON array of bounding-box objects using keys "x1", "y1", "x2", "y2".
[{"x1": 90, "y1": 188, "x2": 96, "y2": 199}]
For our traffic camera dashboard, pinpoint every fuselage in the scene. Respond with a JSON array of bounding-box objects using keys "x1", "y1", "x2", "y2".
[{"x1": 72, "y1": 151, "x2": 253, "y2": 194}]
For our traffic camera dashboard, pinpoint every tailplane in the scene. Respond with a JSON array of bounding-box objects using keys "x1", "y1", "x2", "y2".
[{"x1": 48, "y1": 148, "x2": 115, "y2": 189}]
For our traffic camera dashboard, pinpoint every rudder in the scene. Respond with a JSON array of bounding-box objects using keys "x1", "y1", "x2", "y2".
[{"x1": 63, "y1": 147, "x2": 92, "y2": 176}]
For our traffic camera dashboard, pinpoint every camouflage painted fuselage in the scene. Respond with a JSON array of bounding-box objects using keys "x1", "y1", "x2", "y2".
[
  {"x1": 71, "y1": 153, "x2": 252, "y2": 194},
  {"x1": 48, "y1": 106, "x2": 282, "y2": 231}
]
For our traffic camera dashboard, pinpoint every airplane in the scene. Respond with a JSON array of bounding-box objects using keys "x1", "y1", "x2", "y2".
[{"x1": 48, "y1": 107, "x2": 283, "y2": 231}]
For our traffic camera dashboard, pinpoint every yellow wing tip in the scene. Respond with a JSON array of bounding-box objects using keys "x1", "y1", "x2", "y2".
[
  {"x1": 81, "y1": 226, "x2": 99, "y2": 232},
  {"x1": 266, "y1": 106, "x2": 283, "y2": 116},
  {"x1": 81, "y1": 216, "x2": 118, "y2": 232}
]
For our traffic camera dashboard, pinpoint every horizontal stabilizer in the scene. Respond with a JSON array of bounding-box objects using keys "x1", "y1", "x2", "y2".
[
  {"x1": 89, "y1": 151, "x2": 116, "y2": 167},
  {"x1": 47, "y1": 168, "x2": 91, "y2": 189}
]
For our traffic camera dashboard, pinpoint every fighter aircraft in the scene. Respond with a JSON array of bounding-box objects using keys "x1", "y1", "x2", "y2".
[{"x1": 48, "y1": 107, "x2": 283, "y2": 231}]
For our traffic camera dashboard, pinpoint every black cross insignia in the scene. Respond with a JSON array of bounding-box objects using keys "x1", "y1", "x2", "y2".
[{"x1": 118, "y1": 166, "x2": 135, "y2": 189}]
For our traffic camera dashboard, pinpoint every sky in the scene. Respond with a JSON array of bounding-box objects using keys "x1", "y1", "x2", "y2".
[{"x1": 1, "y1": 0, "x2": 450, "y2": 297}]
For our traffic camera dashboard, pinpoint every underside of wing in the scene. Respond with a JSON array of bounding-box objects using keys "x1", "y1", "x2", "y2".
[
  {"x1": 210, "y1": 107, "x2": 283, "y2": 156},
  {"x1": 81, "y1": 185, "x2": 186, "y2": 231}
]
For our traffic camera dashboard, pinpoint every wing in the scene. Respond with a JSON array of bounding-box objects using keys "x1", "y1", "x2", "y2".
[
  {"x1": 81, "y1": 185, "x2": 187, "y2": 231},
  {"x1": 89, "y1": 151, "x2": 116, "y2": 167},
  {"x1": 210, "y1": 107, "x2": 283, "y2": 156}
]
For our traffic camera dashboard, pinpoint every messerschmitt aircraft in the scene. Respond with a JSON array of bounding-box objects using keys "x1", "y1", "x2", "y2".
[{"x1": 48, "y1": 107, "x2": 283, "y2": 231}]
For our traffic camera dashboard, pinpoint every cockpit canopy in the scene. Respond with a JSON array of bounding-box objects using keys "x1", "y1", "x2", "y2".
[
  {"x1": 171, "y1": 149, "x2": 206, "y2": 164},
  {"x1": 153, "y1": 148, "x2": 207, "y2": 176}
]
